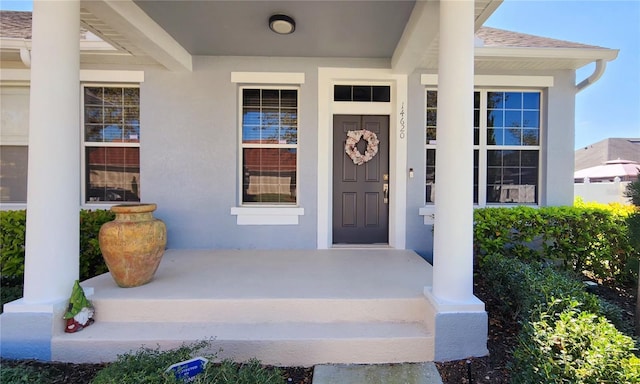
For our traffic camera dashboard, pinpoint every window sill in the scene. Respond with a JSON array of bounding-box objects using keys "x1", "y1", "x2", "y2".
[{"x1": 230, "y1": 206, "x2": 304, "y2": 225}]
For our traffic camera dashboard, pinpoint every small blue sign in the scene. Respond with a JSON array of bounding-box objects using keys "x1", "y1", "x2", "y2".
[{"x1": 165, "y1": 356, "x2": 209, "y2": 383}]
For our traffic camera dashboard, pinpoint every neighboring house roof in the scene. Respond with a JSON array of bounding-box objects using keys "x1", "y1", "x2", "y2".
[
  {"x1": 575, "y1": 138, "x2": 640, "y2": 171},
  {"x1": 574, "y1": 159, "x2": 640, "y2": 182}
]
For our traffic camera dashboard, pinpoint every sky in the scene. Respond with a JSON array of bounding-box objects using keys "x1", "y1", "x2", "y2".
[
  {"x1": 2, "y1": 0, "x2": 639, "y2": 149},
  {"x1": 484, "y1": 0, "x2": 640, "y2": 149}
]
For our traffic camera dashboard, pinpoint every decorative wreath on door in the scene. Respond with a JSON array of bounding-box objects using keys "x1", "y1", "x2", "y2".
[{"x1": 344, "y1": 129, "x2": 379, "y2": 165}]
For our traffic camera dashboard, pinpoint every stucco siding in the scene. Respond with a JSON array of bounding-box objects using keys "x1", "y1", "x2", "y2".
[
  {"x1": 405, "y1": 71, "x2": 433, "y2": 260},
  {"x1": 0, "y1": 60, "x2": 578, "y2": 249},
  {"x1": 140, "y1": 56, "x2": 388, "y2": 249},
  {"x1": 544, "y1": 70, "x2": 576, "y2": 206}
]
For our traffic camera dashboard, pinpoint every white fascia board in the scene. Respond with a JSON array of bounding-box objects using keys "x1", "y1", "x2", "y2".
[
  {"x1": 421, "y1": 74, "x2": 554, "y2": 87},
  {"x1": 1, "y1": 37, "x2": 139, "y2": 53},
  {"x1": 476, "y1": 47, "x2": 619, "y2": 62},
  {"x1": 0, "y1": 69, "x2": 30, "y2": 82},
  {"x1": 231, "y1": 72, "x2": 305, "y2": 84},
  {"x1": 391, "y1": 0, "x2": 439, "y2": 74},
  {"x1": 1, "y1": 69, "x2": 144, "y2": 83},
  {"x1": 474, "y1": 0, "x2": 504, "y2": 29},
  {"x1": 81, "y1": 0, "x2": 192, "y2": 72},
  {"x1": 0, "y1": 38, "x2": 31, "y2": 50}
]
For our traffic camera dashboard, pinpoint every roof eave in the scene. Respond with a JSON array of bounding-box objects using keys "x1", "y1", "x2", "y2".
[
  {"x1": 476, "y1": 46, "x2": 619, "y2": 69},
  {"x1": 392, "y1": 0, "x2": 504, "y2": 74},
  {"x1": 80, "y1": 0, "x2": 192, "y2": 72}
]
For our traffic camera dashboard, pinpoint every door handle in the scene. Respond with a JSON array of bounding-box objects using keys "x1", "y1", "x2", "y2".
[{"x1": 383, "y1": 183, "x2": 389, "y2": 204}]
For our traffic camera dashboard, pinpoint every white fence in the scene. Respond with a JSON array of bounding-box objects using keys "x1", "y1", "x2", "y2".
[{"x1": 574, "y1": 180, "x2": 632, "y2": 204}]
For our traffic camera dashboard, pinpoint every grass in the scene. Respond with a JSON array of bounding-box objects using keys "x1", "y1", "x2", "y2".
[
  {"x1": 0, "y1": 365, "x2": 50, "y2": 384},
  {"x1": 1, "y1": 342, "x2": 287, "y2": 384}
]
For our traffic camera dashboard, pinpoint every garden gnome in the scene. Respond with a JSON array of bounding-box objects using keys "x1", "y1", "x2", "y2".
[{"x1": 63, "y1": 280, "x2": 95, "y2": 333}]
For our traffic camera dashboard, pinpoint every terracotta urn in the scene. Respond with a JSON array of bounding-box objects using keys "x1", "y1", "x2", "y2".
[{"x1": 99, "y1": 203, "x2": 167, "y2": 288}]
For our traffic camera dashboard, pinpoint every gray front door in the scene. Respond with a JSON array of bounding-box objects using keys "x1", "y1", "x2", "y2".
[{"x1": 332, "y1": 115, "x2": 389, "y2": 244}]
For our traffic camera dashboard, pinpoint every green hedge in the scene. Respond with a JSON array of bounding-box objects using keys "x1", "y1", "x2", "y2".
[
  {"x1": 474, "y1": 206, "x2": 639, "y2": 285},
  {"x1": 79, "y1": 209, "x2": 115, "y2": 279},
  {"x1": 0, "y1": 210, "x2": 27, "y2": 279},
  {"x1": 480, "y1": 254, "x2": 626, "y2": 332},
  {"x1": 479, "y1": 254, "x2": 639, "y2": 382},
  {"x1": 0, "y1": 209, "x2": 114, "y2": 282}
]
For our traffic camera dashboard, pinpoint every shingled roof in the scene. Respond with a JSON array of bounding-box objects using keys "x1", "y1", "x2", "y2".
[
  {"x1": 476, "y1": 26, "x2": 606, "y2": 50},
  {"x1": 0, "y1": 10, "x2": 607, "y2": 52},
  {"x1": 0, "y1": 10, "x2": 90, "y2": 39},
  {"x1": 0, "y1": 11, "x2": 32, "y2": 39}
]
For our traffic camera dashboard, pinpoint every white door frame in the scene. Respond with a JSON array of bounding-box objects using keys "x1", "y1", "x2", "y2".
[{"x1": 317, "y1": 68, "x2": 408, "y2": 249}]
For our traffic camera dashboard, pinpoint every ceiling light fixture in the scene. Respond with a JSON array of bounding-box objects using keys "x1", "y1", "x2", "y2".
[{"x1": 269, "y1": 14, "x2": 295, "y2": 35}]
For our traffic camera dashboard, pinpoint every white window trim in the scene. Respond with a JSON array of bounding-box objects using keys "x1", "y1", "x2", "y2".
[
  {"x1": 231, "y1": 72, "x2": 305, "y2": 225},
  {"x1": 81, "y1": 83, "x2": 141, "y2": 207},
  {"x1": 420, "y1": 87, "x2": 544, "y2": 224},
  {"x1": 231, "y1": 72, "x2": 305, "y2": 85}
]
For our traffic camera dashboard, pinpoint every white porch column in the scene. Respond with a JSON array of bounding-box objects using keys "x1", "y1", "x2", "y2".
[
  {"x1": 23, "y1": 0, "x2": 80, "y2": 304},
  {"x1": 431, "y1": 0, "x2": 475, "y2": 303},
  {"x1": 425, "y1": 0, "x2": 487, "y2": 362}
]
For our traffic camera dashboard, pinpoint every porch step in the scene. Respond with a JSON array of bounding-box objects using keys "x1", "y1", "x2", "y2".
[
  {"x1": 52, "y1": 321, "x2": 434, "y2": 366},
  {"x1": 91, "y1": 297, "x2": 430, "y2": 323},
  {"x1": 51, "y1": 249, "x2": 436, "y2": 366}
]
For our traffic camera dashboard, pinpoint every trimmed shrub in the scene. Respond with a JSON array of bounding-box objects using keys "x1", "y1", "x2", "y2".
[
  {"x1": 79, "y1": 209, "x2": 114, "y2": 280},
  {"x1": 511, "y1": 303, "x2": 640, "y2": 384},
  {"x1": 541, "y1": 206, "x2": 635, "y2": 283},
  {"x1": 473, "y1": 206, "x2": 545, "y2": 263},
  {"x1": 0, "y1": 209, "x2": 114, "y2": 282},
  {"x1": 0, "y1": 210, "x2": 27, "y2": 278},
  {"x1": 481, "y1": 254, "x2": 638, "y2": 383},
  {"x1": 574, "y1": 196, "x2": 638, "y2": 216},
  {"x1": 481, "y1": 254, "x2": 627, "y2": 332},
  {"x1": 474, "y1": 205, "x2": 638, "y2": 286}
]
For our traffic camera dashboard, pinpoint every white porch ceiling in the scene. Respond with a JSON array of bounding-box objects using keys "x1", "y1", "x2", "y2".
[{"x1": 133, "y1": 0, "x2": 415, "y2": 58}]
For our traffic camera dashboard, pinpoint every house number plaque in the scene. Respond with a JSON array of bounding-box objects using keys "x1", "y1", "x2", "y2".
[{"x1": 399, "y1": 102, "x2": 406, "y2": 139}]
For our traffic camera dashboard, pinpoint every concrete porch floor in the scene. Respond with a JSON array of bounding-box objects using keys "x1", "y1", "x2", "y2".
[{"x1": 52, "y1": 249, "x2": 436, "y2": 366}]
